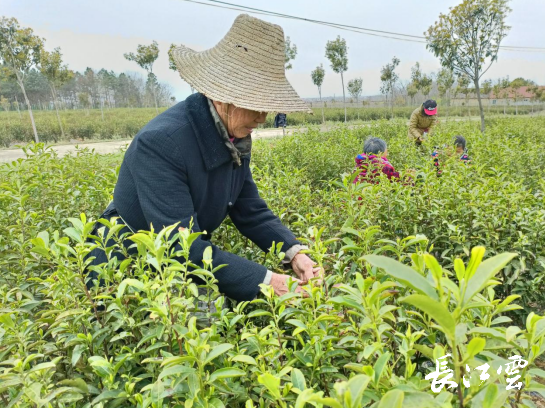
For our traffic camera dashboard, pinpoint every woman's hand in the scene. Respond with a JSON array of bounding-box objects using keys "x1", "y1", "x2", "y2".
[
  {"x1": 291, "y1": 253, "x2": 323, "y2": 284},
  {"x1": 270, "y1": 273, "x2": 306, "y2": 296}
]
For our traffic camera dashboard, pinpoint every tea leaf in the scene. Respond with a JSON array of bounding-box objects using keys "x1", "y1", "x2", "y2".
[
  {"x1": 205, "y1": 343, "x2": 234, "y2": 365},
  {"x1": 402, "y1": 295, "x2": 455, "y2": 341},
  {"x1": 363, "y1": 255, "x2": 438, "y2": 300},
  {"x1": 209, "y1": 368, "x2": 246, "y2": 382},
  {"x1": 378, "y1": 389, "x2": 404, "y2": 408},
  {"x1": 466, "y1": 337, "x2": 486, "y2": 359},
  {"x1": 230, "y1": 355, "x2": 257, "y2": 365},
  {"x1": 258, "y1": 373, "x2": 281, "y2": 399},
  {"x1": 291, "y1": 368, "x2": 306, "y2": 391},
  {"x1": 463, "y1": 252, "x2": 517, "y2": 305},
  {"x1": 158, "y1": 365, "x2": 196, "y2": 381}
]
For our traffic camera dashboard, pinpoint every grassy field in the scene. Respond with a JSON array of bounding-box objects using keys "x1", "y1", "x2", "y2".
[
  {"x1": 1, "y1": 117, "x2": 545, "y2": 406},
  {"x1": 1, "y1": 104, "x2": 544, "y2": 147}
]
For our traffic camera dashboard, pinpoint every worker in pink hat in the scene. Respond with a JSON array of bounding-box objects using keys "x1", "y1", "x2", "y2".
[{"x1": 408, "y1": 99, "x2": 438, "y2": 146}]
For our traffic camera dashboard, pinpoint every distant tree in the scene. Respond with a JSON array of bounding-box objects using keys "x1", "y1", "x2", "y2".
[
  {"x1": 407, "y1": 82, "x2": 418, "y2": 106},
  {"x1": 410, "y1": 62, "x2": 423, "y2": 98},
  {"x1": 492, "y1": 79, "x2": 502, "y2": 114},
  {"x1": 311, "y1": 64, "x2": 325, "y2": 123},
  {"x1": 347, "y1": 77, "x2": 363, "y2": 120},
  {"x1": 97, "y1": 69, "x2": 116, "y2": 109},
  {"x1": 425, "y1": 0, "x2": 511, "y2": 132},
  {"x1": 78, "y1": 92, "x2": 90, "y2": 115},
  {"x1": 0, "y1": 95, "x2": 9, "y2": 111},
  {"x1": 325, "y1": 36, "x2": 348, "y2": 123},
  {"x1": 284, "y1": 36, "x2": 297, "y2": 70},
  {"x1": 437, "y1": 68, "x2": 455, "y2": 116},
  {"x1": 347, "y1": 78, "x2": 363, "y2": 103},
  {"x1": 40, "y1": 48, "x2": 74, "y2": 137},
  {"x1": 480, "y1": 79, "x2": 493, "y2": 112},
  {"x1": 510, "y1": 77, "x2": 536, "y2": 115},
  {"x1": 456, "y1": 74, "x2": 472, "y2": 117},
  {"x1": 0, "y1": 17, "x2": 44, "y2": 142},
  {"x1": 124, "y1": 41, "x2": 160, "y2": 112},
  {"x1": 499, "y1": 77, "x2": 511, "y2": 115},
  {"x1": 528, "y1": 84, "x2": 544, "y2": 113},
  {"x1": 409, "y1": 62, "x2": 433, "y2": 100},
  {"x1": 380, "y1": 56, "x2": 400, "y2": 118},
  {"x1": 168, "y1": 43, "x2": 194, "y2": 94},
  {"x1": 419, "y1": 74, "x2": 433, "y2": 99}
]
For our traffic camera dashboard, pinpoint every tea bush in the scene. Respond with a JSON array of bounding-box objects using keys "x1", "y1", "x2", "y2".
[
  {"x1": 0, "y1": 104, "x2": 543, "y2": 146},
  {"x1": 1, "y1": 118, "x2": 545, "y2": 407}
]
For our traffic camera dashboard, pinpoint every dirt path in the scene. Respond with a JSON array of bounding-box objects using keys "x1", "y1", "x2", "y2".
[
  {"x1": 0, "y1": 123, "x2": 363, "y2": 163},
  {"x1": 0, "y1": 127, "x2": 299, "y2": 163}
]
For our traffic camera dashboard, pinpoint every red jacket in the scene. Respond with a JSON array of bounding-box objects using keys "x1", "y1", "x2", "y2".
[{"x1": 354, "y1": 154, "x2": 401, "y2": 184}]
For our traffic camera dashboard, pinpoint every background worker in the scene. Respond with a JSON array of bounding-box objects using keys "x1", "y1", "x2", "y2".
[
  {"x1": 408, "y1": 99, "x2": 438, "y2": 146},
  {"x1": 274, "y1": 112, "x2": 287, "y2": 136}
]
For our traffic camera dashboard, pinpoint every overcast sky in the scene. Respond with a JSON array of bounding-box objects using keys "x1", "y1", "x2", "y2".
[{"x1": 3, "y1": 0, "x2": 545, "y2": 101}]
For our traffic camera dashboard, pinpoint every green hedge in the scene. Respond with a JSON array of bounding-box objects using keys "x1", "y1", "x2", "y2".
[{"x1": 0, "y1": 104, "x2": 543, "y2": 146}]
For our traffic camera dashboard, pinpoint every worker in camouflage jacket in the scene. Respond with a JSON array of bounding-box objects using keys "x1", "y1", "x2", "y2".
[{"x1": 408, "y1": 99, "x2": 438, "y2": 146}]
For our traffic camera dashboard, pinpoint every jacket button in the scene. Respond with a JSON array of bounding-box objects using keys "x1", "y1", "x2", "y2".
[{"x1": 228, "y1": 202, "x2": 233, "y2": 207}]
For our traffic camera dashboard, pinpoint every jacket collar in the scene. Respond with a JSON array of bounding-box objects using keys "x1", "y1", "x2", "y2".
[{"x1": 185, "y1": 93, "x2": 233, "y2": 172}]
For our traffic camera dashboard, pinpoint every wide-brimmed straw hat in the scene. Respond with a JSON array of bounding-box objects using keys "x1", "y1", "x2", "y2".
[{"x1": 170, "y1": 14, "x2": 311, "y2": 113}]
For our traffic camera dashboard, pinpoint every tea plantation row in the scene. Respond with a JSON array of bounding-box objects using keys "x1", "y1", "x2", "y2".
[
  {"x1": 1, "y1": 117, "x2": 545, "y2": 407},
  {"x1": 0, "y1": 104, "x2": 543, "y2": 146}
]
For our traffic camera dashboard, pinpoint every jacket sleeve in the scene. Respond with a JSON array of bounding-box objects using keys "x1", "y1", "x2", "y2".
[
  {"x1": 229, "y1": 166, "x2": 300, "y2": 254},
  {"x1": 408, "y1": 111, "x2": 422, "y2": 140},
  {"x1": 428, "y1": 115, "x2": 437, "y2": 131},
  {"x1": 382, "y1": 164, "x2": 401, "y2": 181},
  {"x1": 127, "y1": 132, "x2": 267, "y2": 301}
]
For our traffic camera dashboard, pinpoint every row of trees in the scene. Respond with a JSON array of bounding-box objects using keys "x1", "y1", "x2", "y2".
[
  {"x1": 0, "y1": 17, "x2": 174, "y2": 142},
  {"x1": 305, "y1": 0, "x2": 535, "y2": 132},
  {"x1": 0, "y1": 67, "x2": 174, "y2": 112}
]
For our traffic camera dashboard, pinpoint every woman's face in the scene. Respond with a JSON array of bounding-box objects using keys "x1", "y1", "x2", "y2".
[{"x1": 213, "y1": 101, "x2": 268, "y2": 138}]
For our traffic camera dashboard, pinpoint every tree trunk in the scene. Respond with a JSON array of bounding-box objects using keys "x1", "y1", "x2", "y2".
[
  {"x1": 357, "y1": 98, "x2": 360, "y2": 120},
  {"x1": 153, "y1": 89, "x2": 159, "y2": 114},
  {"x1": 100, "y1": 98, "x2": 105, "y2": 121},
  {"x1": 16, "y1": 76, "x2": 39, "y2": 143},
  {"x1": 474, "y1": 79, "x2": 485, "y2": 133},
  {"x1": 50, "y1": 85, "x2": 65, "y2": 139},
  {"x1": 319, "y1": 89, "x2": 325, "y2": 124},
  {"x1": 503, "y1": 99, "x2": 506, "y2": 115},
  {"x1": 390, "y1": 88, "x2": 394, "y2": 119},
  {"x1": 14, "y1": 95, "x2": 22, "y2": 119},
  {"x1": 340, "y1": 71, "x2": 346, "y2": 123}
]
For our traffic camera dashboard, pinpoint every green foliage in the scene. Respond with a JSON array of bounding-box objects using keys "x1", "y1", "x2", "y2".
[
  {"x1": 347, "y1": 78, "x2": 363, "y2": 103},
  {"x1": 1, "y1": 118, "x2": 545, "y2": 406},
  {"x1": 285, "y1": 36, "x2": 298, "y2": 70},
  {"x1": 380, "y1": 57, "x2": 400, "y2": 116},
  {"x1": 325, "y1": 36, "x2": 348, "y2": 75},
  {"x1": 4, "y1": 105, "x2": 544, "y2": 147},
  {"x1": 311, "y1": 64, "x2": 325, "y2": 91},
  {"x1": 123, "y1": 41, "x2": 159, "y2": 74},
  {"x1": 437, "y1": 69, "x2": 455, "y2": 100},
  {"x1": 0, "y1": 16, "x2": 45, "y2": 143},
  {"x1": 425, "y1": 0, "x2": 512, "y2": 132},
  {"x1": 39, "y1": 48, "x2": 74, "y2": 90},
  {"x1": 325, "y1": 36, "x2": 349, "y2": 122}
]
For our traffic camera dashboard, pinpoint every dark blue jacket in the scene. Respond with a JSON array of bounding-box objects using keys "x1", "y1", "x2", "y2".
[
  {"x1": 93, "y1": 93, "x2": 299, "y2": 301},
  {"x1": 274, "y1": 113, "x2": 287, "y2": 128}
]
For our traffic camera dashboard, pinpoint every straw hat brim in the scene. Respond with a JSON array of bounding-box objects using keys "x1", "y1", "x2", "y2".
[{"x1": 171, "y1": 44, "x2": 312, "y2": 114}]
